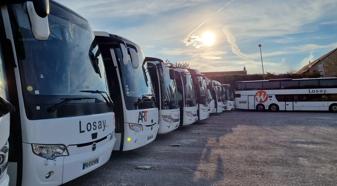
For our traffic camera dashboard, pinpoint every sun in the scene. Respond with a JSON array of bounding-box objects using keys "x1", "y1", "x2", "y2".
[{"x1": 201, "y1": 31, "x2": 216, "y2": 47}]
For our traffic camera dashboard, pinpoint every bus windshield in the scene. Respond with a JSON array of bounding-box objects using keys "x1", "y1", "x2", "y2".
[
  {"x1": 10, "y1": 3, "x2": 110, "y2": 119},
  {"x1": 115, "y1": 45, "x2": 155, "y2": 110},
  {"x1": 197, "y1": 76, "x2": 208, "y2": 104},
  {"x1": 161, "y1": 66, "x2": 179, "y2": 109},
  {"x1": 184, "y1": 73, "x2": 197, "y2": 107}
]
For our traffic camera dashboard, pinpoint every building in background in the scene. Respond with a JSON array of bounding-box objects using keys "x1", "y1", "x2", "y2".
[
  {"x1": 203, "y1": 67, "x2": 247, "y2": 80},
  {"x1": 297, "y1": 48, "x2": 337, "y2": 77}
]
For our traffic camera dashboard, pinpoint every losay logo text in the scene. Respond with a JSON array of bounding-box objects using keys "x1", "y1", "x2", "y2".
[
  {"x1": 138, "y1": 111, "x2": 148, "y2": 123},
  {"x1": 79, "y1": 120, "x2": 107, "y2": 134}
]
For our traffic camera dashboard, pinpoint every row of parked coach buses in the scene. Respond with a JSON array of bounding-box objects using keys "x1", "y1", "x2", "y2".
[
  {"x1": 0, "y1": 1, "x2": 235, "y2": 185},
  {"x1": 0, "y1": 1, "x2": 336, "y2": 186}
]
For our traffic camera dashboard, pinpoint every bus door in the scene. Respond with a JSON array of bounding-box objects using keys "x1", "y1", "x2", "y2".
[
  {"x1": 248, "y1": 95, "x2": 255, "y2": 110},
  {"x1": 284, "y1": 95, "x2": 294, "y2": 111},
  {"x1": 285, "y1": 101, "x2": 294, "y2": 111}
]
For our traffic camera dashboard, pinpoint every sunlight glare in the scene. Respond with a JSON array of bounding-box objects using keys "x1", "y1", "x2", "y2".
[{"x1": 201, "y1": 31, "x2": 216, "y2": 47}]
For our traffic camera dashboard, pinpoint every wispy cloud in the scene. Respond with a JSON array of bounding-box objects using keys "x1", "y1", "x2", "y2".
[{"x1": 56, "y1": 0, "x2": 337, "y2": 74}]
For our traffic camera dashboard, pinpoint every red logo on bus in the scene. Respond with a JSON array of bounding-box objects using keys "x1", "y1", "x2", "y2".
[{"x1": 255, "y1": 90, "x2": 268, "y2": 103}]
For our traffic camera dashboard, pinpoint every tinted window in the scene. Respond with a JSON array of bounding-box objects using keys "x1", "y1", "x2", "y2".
[
  {"x1": 320, "y1": 79, "x2": 337, "y2": 88},
  {"x1": 263, "y1": 81, "x2": 280, "y2": 89},
  {"x1": 281, "y1": 81, "x2": 299, "y2": 89},
  {"x1": 236, "y1": 82, "x2": 245, "y2": 90},
  {"x1": 300, "y1": 80, "x2": 319, "y2": 88},
  {"x1": 245, "y1": 82, "x2": 262, "y2": 90}
]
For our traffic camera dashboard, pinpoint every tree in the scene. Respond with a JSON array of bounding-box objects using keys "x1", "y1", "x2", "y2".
[{"x1": 174, "y1": 61, "x2": 191, "y2": 68}]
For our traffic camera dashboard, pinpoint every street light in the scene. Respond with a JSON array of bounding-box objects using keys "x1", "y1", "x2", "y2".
[{"x1": 258, "y1": 44, "x2": 265, "y2": 79}]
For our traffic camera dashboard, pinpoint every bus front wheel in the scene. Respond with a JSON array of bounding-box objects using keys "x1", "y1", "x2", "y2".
[
  {"x1": 269, "y1": 104, "x2": 279, "y2": 112},
  {"x1": 256, "y1": 104, "x2": 265, "y2": 111},
  {"x1": 329, "y1": 104, "x2": 337, "y2": 112}
]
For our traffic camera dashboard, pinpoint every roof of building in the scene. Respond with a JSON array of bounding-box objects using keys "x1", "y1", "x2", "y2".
[
  {"x1": 297, "y1": 47, "x2": 337, "y2": 74},
  {"x1": 202, "y1": 70, "x2": 247, "y2": 77}
]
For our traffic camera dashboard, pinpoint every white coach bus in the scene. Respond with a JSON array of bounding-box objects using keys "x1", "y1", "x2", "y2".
[
  {"x1": 235, "y1": 78, "x2": 337, "y2": 112},
  {"x1": 95, "y1": 32, "x2": 159, "y2": 151},
  {"x1": 189, "y1": 69, "x2": 210, "y2": 121},
  {"x1": 2, "y1": 1, "x2": 116, "y2": 185},
  {"x1": 171, "y1": 68, "x2": 198, "y2": 126},
  {"x1": 146, "y1": 57, "x2": 180, "y2": 134}
]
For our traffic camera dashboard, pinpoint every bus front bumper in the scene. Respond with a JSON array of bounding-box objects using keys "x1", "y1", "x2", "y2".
[
  {"x1": 21, "y1": 136, "x2": 114, "y2": 186},
  {"x1": 0, "y1": 172, "x2": 9, "y2": 186}
]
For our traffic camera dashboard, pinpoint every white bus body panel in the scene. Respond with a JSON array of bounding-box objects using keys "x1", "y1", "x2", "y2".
[
  {"x1": 235, "y1": 88, "x2": 337, "y2": 111},
  {"x1": 20, "y1": 113, "x2": 115, "y2": 186},
  {"x1": 209, "y1": 100, "x2": 216, "y2": 114},
  {"x1": 217, "y1": 102, "x2": 225, "y2": 113},
  {"x1": 0, "y1": 175, "x2": 9, "y2": 186},
  {"x1": 117, "y1": 108, "x2": 159, "y2": 151},
  {"x1": 0, "y1": 114, "x2": 10, "y2": 186},
  {"x1": 182, "y1": 106, "x2": 198, "y2": 126},
  {"x1": 158, "y1": 109, "x2": 180, "y2": 134},
  {"x1": 199, "y1": 104, "x2": 210, "y2": 121},
  {"x1": 225, "y1": 101, "x2": 235, "y2": 111}
]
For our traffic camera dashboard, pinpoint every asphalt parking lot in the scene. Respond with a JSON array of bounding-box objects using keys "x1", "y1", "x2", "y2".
[{"x1": 65, "y1": 111, "x2": 337, "y2": 186}]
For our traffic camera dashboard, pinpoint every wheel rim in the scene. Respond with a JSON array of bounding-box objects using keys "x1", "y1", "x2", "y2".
[
  {"x1": 332, "y1": 105, "x2": 337, "y2": 112},
  {"x1": 271, "y1": 105, "x2": 278, "y2": 111},
  {"x1": 257, "y1": 105, "x2": 264, "y2": 111}
]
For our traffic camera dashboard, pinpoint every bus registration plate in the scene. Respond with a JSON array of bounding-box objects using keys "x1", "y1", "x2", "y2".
[
  {"x1": 147, "y1": 135, "x2": 154, "y2": 141},
  {"x1": 83, "y1": 158, "x2": 99, "y2": 170}
]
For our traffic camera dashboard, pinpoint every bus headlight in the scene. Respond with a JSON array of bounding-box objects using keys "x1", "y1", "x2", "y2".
[
  {"x1": 32, "y1": 144, "x2": 69, "y2": 160},
  {"x1": 161, "y1": 115, "x2": 173, "y2": 123},
  {"x1": 129, "y1": 123, "x2": 143, "y2": 133},
  {"x1": 0, "y1": 142, "x2": 9, "y2": 174}
]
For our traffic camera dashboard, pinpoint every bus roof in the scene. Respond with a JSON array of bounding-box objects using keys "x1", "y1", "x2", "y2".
[
  {"x1": 94, "y1": 31, "x2": 140, "y2": 49},
  {"x1": 237, "y1": 77, "x2": 337, "y2": 83}
]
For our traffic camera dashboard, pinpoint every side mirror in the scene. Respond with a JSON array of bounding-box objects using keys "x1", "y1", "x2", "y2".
[
  {"x1": 26, "y1": 0, "x2": 50, "y2": 40},
  {"x1": 89, "y1": 40, "x2": 102, "y2": 77},
  {"x1": 33, "y1": 0, "x2": 49, "y2": 18},
  {"x1": 120, "y1": 44, "x2": 131, "y2": 65},
  {"x1": 129, "y1": 48, "x2": 139, "y2": 69},
  {"x1": 0, "y1": 97, "x2": 14, "y2": 116}
]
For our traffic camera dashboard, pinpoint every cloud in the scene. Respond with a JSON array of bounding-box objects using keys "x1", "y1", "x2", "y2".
[
  {"x1": 299, "y1": 52, "x2": 315, "y2": 68},
  {"x1": 57, "y1": 0, "x2": 210, "y2": 18},
  {"x1": 55, "y1": 0, "x2": 337, "y2": 74}
]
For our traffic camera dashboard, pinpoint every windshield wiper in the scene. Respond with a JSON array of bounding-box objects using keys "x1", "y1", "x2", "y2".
[
  {"x1": 134, "y1": 94, "x2": 156, "y2": 108},
  {"x1": 80, "y1": 90, "x2": 114, "y2": 107},
  {"x1": 47, "y1": 97, "x2": 97, "y2": 113}
]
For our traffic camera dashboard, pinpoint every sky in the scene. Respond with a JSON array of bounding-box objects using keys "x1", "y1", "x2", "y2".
[{"x1": 56, "y1": 0, "x2": 337, "y2": 74}]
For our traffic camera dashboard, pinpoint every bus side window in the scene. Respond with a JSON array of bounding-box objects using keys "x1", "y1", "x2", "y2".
[
  {"x1": 275, "y1": 95, "x2": 284, "y2": 101},
  {"x1": 319, "y1": 79, "x2": 337, "y2": 88},
  {"x1": 328, "y1": 94, "x2": 337, "y2": 101},
  {"x1": 294, "y1": 95, "x2": 299, "y2": 101},
  {"x1": 321, "y1": 94, "x2": 329, "y2": 101}
]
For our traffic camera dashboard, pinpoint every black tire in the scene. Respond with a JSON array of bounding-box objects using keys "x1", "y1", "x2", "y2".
[
  {"x1": 256, "y1": 104, "x2": 265, "y2": 111},
  {"x1": 329, "y1": 104, "x2": 337, "y2": 112},
  {"x1": 269, "y1": 104, "x2": 279, "y2": 112}
]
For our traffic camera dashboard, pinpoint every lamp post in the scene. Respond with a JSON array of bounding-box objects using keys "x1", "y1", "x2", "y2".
[{"x1": 258, "y1": 44, "x2": 265, "y2": 79}]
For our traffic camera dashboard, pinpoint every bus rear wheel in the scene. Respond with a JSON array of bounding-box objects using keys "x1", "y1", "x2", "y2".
[
  {"x1": 269, "y1": 104, "x2": 279, "y2": 112},
  {"x1": 330, "y1": 104, "x2": 337, "y2": 112},
  {"x1": 256, "y1": 104, "x2": 265, "y2": 111}
]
